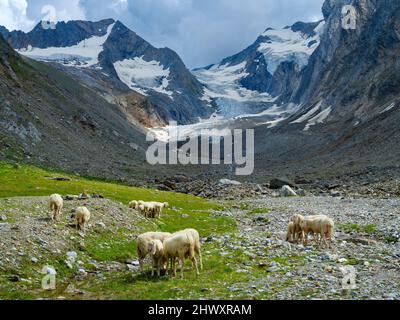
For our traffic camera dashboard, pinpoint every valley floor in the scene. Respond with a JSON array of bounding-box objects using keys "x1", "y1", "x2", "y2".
[{"x1": 0, "y1": 194, "x2": 399, "y2": 300}]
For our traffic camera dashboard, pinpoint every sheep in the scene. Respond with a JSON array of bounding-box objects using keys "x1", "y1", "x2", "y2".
[
  {"x1": 75, "y1": 206, "x2": 91, "y2": 232},
  {"x1": 300, "y1": 215, "x2": 333, "y2": 248},
  {"x1": 49, "y1": 194, "x2": 63, "y2": 221},
  {"x1": 146, "y1": 202, "x2": 169, "y2": 218},
  {"x1": 286, "y1": 222, "x2": 296, "y2": 242},
  {"x1": 174, "y1": 228, "x2": 203, "y2": 271},
  {"x1": 163, "y1": 232, "x2": 198, "y2": 279},
  {"x1": 290, "y1": 214, "x2": 305, "y2": 243},
  {"x1": 129, "y1": 200, "x2": 139, "y2": 210},
  {"x1": 148, "y1": 239, "x2": 165, "y2": 277},
  {"x1": 136, "y1": 232, "x2": 172, "y2": 273}
]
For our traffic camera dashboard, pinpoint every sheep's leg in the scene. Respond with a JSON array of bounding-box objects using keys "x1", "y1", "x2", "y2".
[
  {"x1": 199, "y1": 250, "x2": 203, "y2": 271},
  {"x1": 139, "y1": 258, "x2": 144, "y2": 273},
  {"x1": 191, "y1": 256, "x2": 199, "y2": 275},
  {"x1": 179, "y1": 258, "x2": 184, "y2": 279},
  {"x1": 173, "y1": 259, "x2": 177, "y2": 278}
]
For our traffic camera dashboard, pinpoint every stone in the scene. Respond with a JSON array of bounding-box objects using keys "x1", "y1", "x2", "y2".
[
  {"x1": 280, "y1": 185, "x2": 297, "y2": 197},
  {"x1": 31, "y1": 257, "x2": 38, "y2": 264},
  {"x1": 219, "y1": 179, "x2": 242, "y2": 186},
  {"x1": 0, "y1": 215, "x2": 7, "y2": 221},
  {"x1": 269, "y1": 177, "x2": 295, "y2": 189}
]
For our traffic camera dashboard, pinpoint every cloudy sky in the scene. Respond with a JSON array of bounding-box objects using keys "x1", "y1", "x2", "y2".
[{"x1": 0, "y1": 0, "x2": 324, "y2": 68}]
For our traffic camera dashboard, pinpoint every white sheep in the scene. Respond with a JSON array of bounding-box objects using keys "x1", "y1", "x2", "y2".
[
  {"x1": 290, "y1": 214, "x2": 305, "y2": 243},
  {"x1": 136, "y1": 232, "x2": 172, "y2": 273},
  {"x1": 300, "y1": 215, "x2": 333, "y2": 247},
  {"x1": 75, "y1": 206, "x2": 91, "y2": 232},
  {"x1": 148, "y1": 239, "x2": 165, "y2": 277},
  {"x1": 286, "y1": 222, "x2": 296, "y2": 242},
  {"x1": 174, "y1": 228, "x2": 203, "y2": 271},
  {"x1": 49, "y1": 194, "x2": 63, "y2": 221},
  {"x1": 163, "y1": 232, "x2": 199, "y2": 279}
]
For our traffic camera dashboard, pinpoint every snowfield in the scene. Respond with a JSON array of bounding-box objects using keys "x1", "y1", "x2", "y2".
[
  {"x1": 259, "y1": 21, "x2": 325, "y2": 74},
  {"x1": 113, "y1": 56, "x2": 173, "y2": 97},
  {"x1": 17, "y1": 23, "x2": 115, "y2": 68}
]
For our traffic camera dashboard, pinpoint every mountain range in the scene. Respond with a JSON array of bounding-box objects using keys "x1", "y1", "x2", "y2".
[{"x1": 1, "y1": 0, "x2": 400, "y2": 182}]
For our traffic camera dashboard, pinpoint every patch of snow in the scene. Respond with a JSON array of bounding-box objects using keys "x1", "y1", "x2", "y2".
[
  {"x1": 259, "y1": 21, "x2": 325, "y2": 74},
  {"x1": 380, "y1": 103, "x2": 396, "y2": 114},
  {"x1": 113, "y1": 56, "x2": 173, "y2": 98},
  {"x1": 304, "y1": 106, "x2": 332, "y2": 131},
  {"x1": 291, "y1": 101, "x2": 322, "y2": 124},
  {"x1": 17, "y1": 23, "x2": 115, "y2": 68}
]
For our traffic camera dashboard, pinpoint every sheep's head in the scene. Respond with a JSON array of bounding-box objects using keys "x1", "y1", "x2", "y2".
[
  {"x1": 148, "y1": 241, "x2": 157, "y2": 256},
  {"x1": 291, "y1": 214, "x2": 304, "y2": 226},
  {"x1": 164, "y1": 202, "x2": 169, "y2": 208},
  {"x1": 299, "y1": 219, "x2": 308, "y2": 231}
]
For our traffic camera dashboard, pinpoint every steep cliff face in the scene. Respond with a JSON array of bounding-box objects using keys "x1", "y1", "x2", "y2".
[
  {"x1": 290, "y1": 0, "x2": 400, "y2": 126},
  {"x1": 1, "y1": 19, "x2": 214, "y2": 126},
  {"x1": 253, "y1": 0, "x2": 400, "y2": 178}
]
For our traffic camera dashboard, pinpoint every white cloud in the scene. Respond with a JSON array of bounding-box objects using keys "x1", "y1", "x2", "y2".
[
  {"x1": 1, "y1": 0, "x2": 325, "y2": 68},
  {"x1": 0, "y1": 0, "x2": 34, "y2": 31}
]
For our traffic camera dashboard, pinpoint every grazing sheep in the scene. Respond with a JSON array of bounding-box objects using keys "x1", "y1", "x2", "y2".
[
  {"x1": 174, "y1": 228, "x2": 203, "y2": 271},
  {"x1": 319, "y1": 217, "x2": 335, "y2": 248},
  {"x1": 136, "y1": 232, "x2": 172, "y2": 273},
  {"x1": 148, "y1": 239, "x2": 165, "y2": 277},
  {"x1": 163, "y1": 232, "x2": 198, "y2": 279},
  {"x1": 146, "y1": 202, "x2": 169, "y2": 218},
  {"x1": 286, "y1": 222, "x2": 296, "y2": 242},
  {"x1": 290, "y1": 214, "x2": 305, "y2": 243},
  {"x1": 300, "y1": 215, "x2": 332, "y2": 247},
  {"x1": 75, "y1": 206, "x2": 91, "y2": 232},
  {"x1": 49, "y1": 194, "x2": 63, "y2": 221},
  {"x1": 129, "y1": 200, "x2": 139, "y2": 210}
]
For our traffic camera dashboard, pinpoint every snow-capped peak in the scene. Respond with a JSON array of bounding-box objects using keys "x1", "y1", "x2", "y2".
[{"x1": 17, "y1": 22, "x2": 115, "y2": 68}]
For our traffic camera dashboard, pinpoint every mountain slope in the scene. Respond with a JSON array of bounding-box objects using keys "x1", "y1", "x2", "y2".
[
  {"x1": 1, "y1": 19, "x2": 213, "y2": 126},
  {"x1": 0, "y1": 33, "x2": 151, "y2": 181},
  {"x1": 252, "y1": 0, "x2": 400, "y2": 180}
]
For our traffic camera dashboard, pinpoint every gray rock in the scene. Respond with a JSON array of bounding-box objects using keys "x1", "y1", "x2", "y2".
[
  {"x1": 219, "y1": 179, "x2": 242, "y2": 186},
  {"x1": 280, "y1": 185, "x2": 297, "y2": 197}
]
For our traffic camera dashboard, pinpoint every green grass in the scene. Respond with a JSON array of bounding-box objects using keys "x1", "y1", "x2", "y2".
[
  {"x1": 0, "y1": 162, "x2": 240, "y2": 300},
  {"x1": 338, "y1": 223, "x2": 377, "y2": 234},
  {"x1": 0, "y1": 162, "x2": 219, "y2": 213}
]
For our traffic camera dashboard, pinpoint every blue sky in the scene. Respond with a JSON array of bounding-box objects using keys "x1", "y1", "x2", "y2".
[{"x1": 0, "y1": 0, "x2": 324, "y2": 68}]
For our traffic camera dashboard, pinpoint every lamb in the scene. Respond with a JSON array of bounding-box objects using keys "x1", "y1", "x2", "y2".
[
  {"x1": 49, "y1": 194, "x2": 63, "y2": 221},
  {"x1": 300, "y1": 215, "x2": 334, "y2": 248},
  {"x1": 148, "y1": 239, "x2": 165, "y2": 277},
  {"x1": 163, "y1": 232, "x2": 199, "y2": 279},
  {"x1": 136, "y1": 232, "x2": 172, "y2": 272},
  {"x1": 75, "y1": 206, "x2": 91, "y2": 232},
  {"x1": 174, "y1": 228, "x2": 203, "y2": 271}
]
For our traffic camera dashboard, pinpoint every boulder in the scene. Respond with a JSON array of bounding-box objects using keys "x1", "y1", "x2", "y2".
[
  {"x1": 269, "y1": 177, "x2": 295, "y2": 189},
  {"x1": 280, "y1": 185, "x2": 297, "y2": 197}
]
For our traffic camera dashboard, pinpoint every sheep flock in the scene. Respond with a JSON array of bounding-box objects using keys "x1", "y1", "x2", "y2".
[{"x1": 48, "y1": 193, "x2": 336, "y2": 279}]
